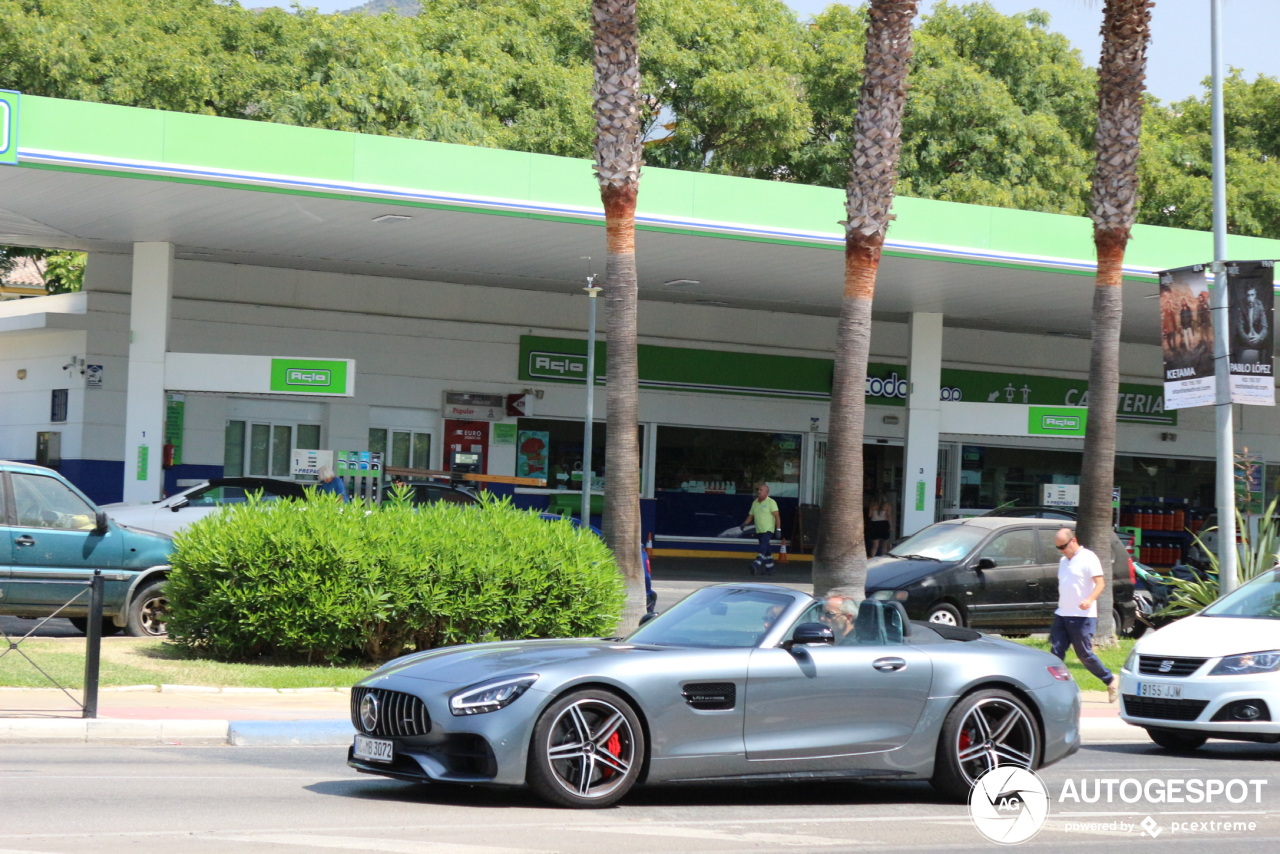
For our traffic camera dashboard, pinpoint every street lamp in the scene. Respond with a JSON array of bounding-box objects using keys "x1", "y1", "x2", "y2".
[
  {"x1": 1209, "y1": 0, "x2": 1239, "y2": 594},
  {"x1": 582, "y1": 271, "x2": 602, "y2": 526}
]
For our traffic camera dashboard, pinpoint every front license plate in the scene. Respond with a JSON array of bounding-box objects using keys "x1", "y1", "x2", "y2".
[
  {"x1": 353, "y1": 734, "x2": 394, "y2": 763},
  {"x1": 1138, "y1": 681, "x2": 1183, "y2": 699}
]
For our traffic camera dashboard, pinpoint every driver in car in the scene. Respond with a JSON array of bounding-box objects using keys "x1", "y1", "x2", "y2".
[{"x1": 820, "y1": 596, "x2": 856, "y2": 643}]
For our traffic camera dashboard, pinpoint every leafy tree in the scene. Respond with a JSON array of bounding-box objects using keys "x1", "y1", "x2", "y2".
[
  {"x1": 0, "y1": 247, "x2": 85, "y2": 294},
  {"x1": 1139, "y1": 72, "x2": 1280, "y2": 238},
  {"x1": 637, "y1": 0, "x2": 810, "y2": 176},
  {"x1": 788, "y1": 2, "x2": 1096, "y2": 214}
]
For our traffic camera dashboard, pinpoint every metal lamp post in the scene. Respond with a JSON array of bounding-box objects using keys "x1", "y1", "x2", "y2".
[
  {"x1": 1209, "y1": 0, "x2": 1239, "y2": 594},
  {"x1": 582, "y1": 274, "x2": 602, "y2": 525}
]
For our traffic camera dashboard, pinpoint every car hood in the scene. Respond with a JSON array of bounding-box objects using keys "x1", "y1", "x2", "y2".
[
  {"x1": 866, "y1": 555, "x2": 953, "y2": 590},
  {"x1": 365, "y1": 637, "x2": 655, "y2": 686},
  {"x1": 1135, "y1": 615, "x2": 1280, "y2": 658}
]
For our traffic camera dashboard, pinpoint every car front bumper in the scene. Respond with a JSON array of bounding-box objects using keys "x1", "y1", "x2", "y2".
[{"x1": 1118, "y1": 669, "x2": 1280, "y2": 741}]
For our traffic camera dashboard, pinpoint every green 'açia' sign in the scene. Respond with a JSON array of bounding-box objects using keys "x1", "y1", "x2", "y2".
[
  {"x1": 269, "y1": 358, "x2": 350, "y2": 395},
  {"x1": 1028, "y1": 406, "x2": 1087, "y2": 436}
]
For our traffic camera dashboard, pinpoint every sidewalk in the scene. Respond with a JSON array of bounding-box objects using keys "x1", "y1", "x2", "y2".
[
  {"x1": 0, "y1": 685, "x2": 1142, "y2": 746},
  {"x1": 0, "y1": 685, "x2": 353, "y2": 746}
]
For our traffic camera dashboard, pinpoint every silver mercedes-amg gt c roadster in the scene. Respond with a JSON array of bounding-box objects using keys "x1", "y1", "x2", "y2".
[{"x1": 348, "y1": 583, "x2": 1081, "y2": 807}]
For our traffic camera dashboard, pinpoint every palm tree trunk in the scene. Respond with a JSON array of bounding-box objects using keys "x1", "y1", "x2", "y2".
[
  {"x1": 812, "y1": 0, "x2": 918, "y2": 599},
  {"x1": 592, "y1": 0, "x2": 645, "y2": 630},
  {"x1": 1080, "y1": 0, "x2": 1153, "y2": 643}
]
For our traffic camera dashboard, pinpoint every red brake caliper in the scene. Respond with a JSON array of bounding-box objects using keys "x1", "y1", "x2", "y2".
[{"x1": 602, "y1": 732, "x2": 622, "y2": 778}]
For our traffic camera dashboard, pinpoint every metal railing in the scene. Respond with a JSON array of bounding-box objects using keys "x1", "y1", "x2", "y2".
[{"x1": 0, "y1": 569, "x2": 103, "y2": 718}]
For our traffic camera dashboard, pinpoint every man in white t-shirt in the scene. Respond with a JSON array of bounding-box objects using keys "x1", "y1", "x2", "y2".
[{"x1": 1051, "y1": 527, "x2": 1117, "y2": 703}]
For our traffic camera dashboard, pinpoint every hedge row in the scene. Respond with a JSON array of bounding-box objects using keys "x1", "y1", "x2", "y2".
[{"x1": 165, "y1": 491, "x2": 625, "y2": 663}]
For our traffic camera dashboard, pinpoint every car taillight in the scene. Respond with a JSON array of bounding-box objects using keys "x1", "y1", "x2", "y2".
[
  {"x1": 1047, "y1": 665, "x2": 1071, "y2": 682},
  {"x1": 1128, "y1": 558, "x2": 1136, "y2": 584}
]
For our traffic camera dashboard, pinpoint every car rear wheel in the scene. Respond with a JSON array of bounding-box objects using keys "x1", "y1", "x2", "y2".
[
  {"x1": 932, "y1": 689, "x2": 1039, "y2": 801},
  {"x1": 527, "y1": 688, "x2": 644, "y2": 808},
  {"x1": 927, "y1": 603, "x2": 963, "y2": 627},
  {"x1": 68, "y1": 617, "x2": 123, "y2": 637},
  {"x1": 1146, "y1": 728, "x2": 1207, "y2": 752},
  {"x1": 125, "y1": 581, "x2": 168, "y2": 637}
]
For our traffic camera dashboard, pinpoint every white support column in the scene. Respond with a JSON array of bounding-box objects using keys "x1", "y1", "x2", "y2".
[
  {"x1": 902, "y1": 313, "x2": 943, "y2": 536},
  {"x1": 121, "y1": 243, "x2": 173, "y2": 503}
]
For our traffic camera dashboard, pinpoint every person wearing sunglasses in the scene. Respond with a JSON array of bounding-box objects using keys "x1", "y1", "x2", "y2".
[
  {"x1": 818, "y1": 595, "x2": 855, "y2": 643},
  {"x1": 1051, "y1": 528, "x2": 1117, "y2": 703}
]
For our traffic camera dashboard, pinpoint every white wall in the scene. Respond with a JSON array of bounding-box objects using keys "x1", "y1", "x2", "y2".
[{"x1": 4, "y1": 251, "x2": 1276, "y2": 477}]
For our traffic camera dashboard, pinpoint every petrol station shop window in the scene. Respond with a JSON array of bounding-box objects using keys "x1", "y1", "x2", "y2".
[
  {"x1": 370, "y1": 428, "x2": 430, "y2": 471},
  {"x1": 655, "y1": 427, "x2": 802, "y2": 497},
  {"x1": 224, "y1": 421, "x2": 320, "y2": 478},
  {"x1": 514, "y1": 419, "x2": 643, "y2": 490}
]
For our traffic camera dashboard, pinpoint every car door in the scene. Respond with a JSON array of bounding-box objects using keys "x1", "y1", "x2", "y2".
[
  {"x1": 965, "y1": 527, "x2": 1046, "y2": 629},
  {"x1": 6, "y1": 470, "x2": 127, "y2": 614},
  {"x1": 743, "y1": 606, "x2": 933, "y2": 761}
]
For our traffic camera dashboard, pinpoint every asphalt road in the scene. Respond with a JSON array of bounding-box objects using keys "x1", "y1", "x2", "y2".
[{"x1": 0, "y1": 741, "x2": 1276, "y2": 853}]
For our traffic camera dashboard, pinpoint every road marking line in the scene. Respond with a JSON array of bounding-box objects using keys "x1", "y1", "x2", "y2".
[{"x1": 214, "y1": 833, "x2": 552, "y2": 854}]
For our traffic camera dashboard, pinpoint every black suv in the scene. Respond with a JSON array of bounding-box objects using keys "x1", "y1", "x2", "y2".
[{"x1": 865, "y1": 517, "x2": 1135, "y2": 636}]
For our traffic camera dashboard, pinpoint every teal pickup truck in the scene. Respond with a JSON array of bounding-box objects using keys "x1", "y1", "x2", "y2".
[{"x1": 2, "y1": 461, "x2": 172, "y2": 636}]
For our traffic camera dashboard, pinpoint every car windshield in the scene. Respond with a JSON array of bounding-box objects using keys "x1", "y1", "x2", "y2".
[
  {"x1": 887, "y1": 524, "x2": 988, "y2": 561},
  {"x1": 1200, "y1": 568, "x2": 1280, "y2": 620},
  {"x1": 627, "y1": 587, "x2": 796, "y2": 648}
]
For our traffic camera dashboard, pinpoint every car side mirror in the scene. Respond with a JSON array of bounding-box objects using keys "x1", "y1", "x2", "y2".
[
  {"x1": 784, "y1": 621, "x2": 834, "y2": 651},
  {"x1": 94, "y1": 510, "x2": 109, "y2": 534},
  {"x1": 975, "y1": 557, "x2": 996, "y2": 570},
  {"x1": 170, "y1": 498, "x2": 189, "y2": 512}
]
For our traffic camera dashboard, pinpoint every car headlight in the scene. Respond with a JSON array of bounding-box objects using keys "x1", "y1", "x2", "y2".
[
  {"x1": 869, "y1": 589, "x2": 909, "y2": 602},
  {"x1": 1209, "y1": 650, "x2": 1280, "y2": 676},
  {"x1": 449, "y1": 674, "x2": 539, "y2": 715},
  {"x1": 1124, "y1": 649, "x2": 1139, "y2": 673}
]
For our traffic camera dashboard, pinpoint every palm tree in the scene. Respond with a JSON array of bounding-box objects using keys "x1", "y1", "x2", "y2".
[
  {"x1": 1078, "y1": 0, "x2": 1153, "y2": 642},
  {"x1": 812, "y1": 0, "x2": 919, "y2": 599},
  {"x1": 591, "y1": 0, "x2": 645, "y2": 629}
]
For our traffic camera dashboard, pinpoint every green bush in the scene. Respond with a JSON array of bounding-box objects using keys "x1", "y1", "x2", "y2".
[{"x1": 165, "y1": 491, "x2": 625, "y2": 663}]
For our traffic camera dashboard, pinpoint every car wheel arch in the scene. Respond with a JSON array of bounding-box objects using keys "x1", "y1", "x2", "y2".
[
  {"x1": 925, "y1": 600, "x2": 968, "y2": 626},
  {"x1": 121, "y1": 567, "x2": 169, "y2": 629},
  {"x1": 543, "y1": 679, "x2": 654, "y2": 784}
]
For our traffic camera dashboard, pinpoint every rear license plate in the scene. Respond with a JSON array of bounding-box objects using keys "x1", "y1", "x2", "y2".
[
  {"x1": 353, "y1": 734, "x2": 394, "y2": 763},
  {"x1": 1137, "y1": 681, "x2": 1183, "y2": 699}
]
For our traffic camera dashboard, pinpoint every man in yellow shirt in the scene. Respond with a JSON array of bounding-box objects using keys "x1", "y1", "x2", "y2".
[{"x1": 743, "y1": 483, "x2": 782, "y2": 576}]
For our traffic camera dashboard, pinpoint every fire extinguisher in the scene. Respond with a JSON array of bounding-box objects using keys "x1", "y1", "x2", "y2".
[{"x1": 162, "y1": 443, "x2": 176, "y2": 469}]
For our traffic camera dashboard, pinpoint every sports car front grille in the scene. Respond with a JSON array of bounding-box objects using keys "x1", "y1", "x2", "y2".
[
  {"x1": 1137, "y1": 655, "x2": 1207, "y2": 677},
  {"x1": 1122, "y1": 695, "x2": 1210, "y2": 721},
  {"x1": 351, "y1": 687, "x2": 431, "y2": 737}
]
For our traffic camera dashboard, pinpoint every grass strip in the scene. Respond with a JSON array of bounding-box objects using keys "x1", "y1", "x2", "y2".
[{"x1": 0, "y1": 639, "x2": 373, "y2": 689}]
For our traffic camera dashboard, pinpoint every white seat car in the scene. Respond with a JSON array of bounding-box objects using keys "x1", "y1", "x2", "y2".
[
  {"x1": 1118, "y1": 567, "x2": 1280, "y2": 750},
  {"x1": 102, "y1": 477, "x2": 306, "y2": 537}
]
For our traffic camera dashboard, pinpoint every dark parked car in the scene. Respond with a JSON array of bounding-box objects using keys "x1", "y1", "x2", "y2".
[
  {"x1": 865, "y1": 517, "x2": 1135, "y2": 636},
  {"x1": 404, "y1": 482, "x2": 478, "y2": 506}
]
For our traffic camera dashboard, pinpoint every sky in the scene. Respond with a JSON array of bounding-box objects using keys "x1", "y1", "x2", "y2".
[{"x1": 262, "y1": 1, "x2": 1279, "y2": 105}]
